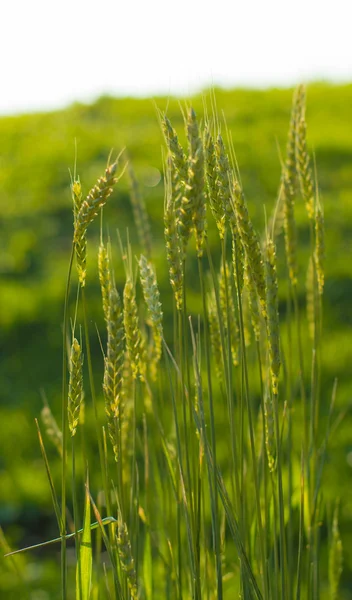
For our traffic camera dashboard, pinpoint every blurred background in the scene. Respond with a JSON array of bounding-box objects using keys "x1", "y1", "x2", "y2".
[{"x1": 1, "y1": 0, "x2": 351, "y2": 597}]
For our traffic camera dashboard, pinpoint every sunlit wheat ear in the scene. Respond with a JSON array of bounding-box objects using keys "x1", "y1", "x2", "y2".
[
  {"x1": 215, "y1": 133, "x2": 232, "y2": 222},
  {"x1": 219, "y1": 262, "x2": 239, "y2": 367},
  {"x1": 116, "y1": 520, "x2": 138, "y2": 599},
  {"x1": 176, "y1": 115, "x2": 195, "y2": 259},
  {"x1": 67, "y1": 338, "x2": 84, "y2": 437},
  {"x1": 98, "y1": 243, "x2": 112, "y2": 322},
  {"x1": 207, "y1": 290, "x2": 223, "y2": 383},
  {"x1": 72, "y1": 180, "x2": 87, "y2": 287},
  {"x1": 161, "y1": 115, "x2": 188, "y2": 182},
  {"x1": 41, "y1": 404, "x2": 63, "y2": 456},
  {"x1": 128, "y1": 164, "x2": 152, "y2": 258},
  {"x1": 204, "y1": 126, "x2": 225, "y2": 239},
  {"x1": 296, "y1": 92, "x2": 315, "y2": 221},
  {"x1": 161, "y1": 114, "x2": 188, "y2": 217},
  {"x1": 232, "y1": 178, "x2": 266, "y2": 317},
  {"x1": 282, "y1": 86, "x2": 304, "y2": 286},
  {"x1": 264, "y1": 389, "x2": 276, "y2": 472},
  {"x1": 231, "y1": 230, "x2": 244, "y2": 295},
  {"x1": 139, "y1": 255, "x2": 163, "y2": 380},
  {"x1": 329, "y1": 502, "x2": 343, "y2": 600},
  {"x1": 103, "y1": 286, "x2": 125, "y2": 462},
  {"x1": 74, "y1": 160, "x2": 119, "y2": 244},
  {"x1": 120, "y1": 352, "x2": 134, "y2": 472},
  {"x1": 243, "y1": 257, "x2": 261, "y2": 343},
  {"x1": 306, "y1": 256, "x2": 316, "y2": 341},
  {"x1": 314, "y1": 203, "x2": 325, "y2": 295},
  {"x1": 187, "y1": 107, "x2": 207, "y2": 258},
  {"x1": 215, "y1": 133, "x2": 245, "y2": 289},
  {"x1": 241, "y1": 286, "x2": 253, "y2": 348},
  {"x1": 164, "y1": 160, "x2": 183, "y2": 310},
  {"x1": 282, "y1": 167, "x2": 298, "y2": 286},
  {"x1": 265, "y1": 237, "x2": 281, "y2": 396},
  {"x1": 123, "y1": 278, "x2": 144, "y2": 381},
  {"x1": 286, "y1": 84, "x2": 305, "y2": 192}
]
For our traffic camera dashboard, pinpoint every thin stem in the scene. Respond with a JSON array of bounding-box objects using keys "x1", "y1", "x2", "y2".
[
  {"x1": 198, "y1": 256, "x2": 223, "y2": 600},
  {"x1": 61, "y1": 242, "x2": 74, "y2": 600}
]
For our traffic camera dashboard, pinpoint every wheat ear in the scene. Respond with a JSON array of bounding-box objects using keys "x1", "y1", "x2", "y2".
[
  {"x1": 117, "y1": 520, "x2": 138, "y2": 599},
  {"x1": 232, "y1": 178, "x2": 266, "y2": 317},
  {"x1": 98, "y1": 243, "x2": 112, "y2": 322},
  {"x1": 204, "y1": 126, "x2": 225, "y2": 239},
  {"x1": 67, "y1": 338, "x2": 84, "y2": 437},
  {"x1": 139, "y1": 255, "x2": 163, "y2": 380},
  {"x1": 103, "y1": 286, "x2": 125, "y2": 462},
  {"x1": 74, "y1": 160, "x2": 118, "y2": 244},
  {"x1": 265, "y1": 236, "x2": 281, "y2": 395},
  {"x1": 295, "y1": 88, "x2": 315, "y2": 221},
  {"x1": 187, "y1": 108, "x2": 207, "y2": 257},
  {"x1": 164, "y1": 160, "x2": 183, "y2": 310},
  {"x1": 314, "y1": 202, "x2": 325, "y2": 295},
  {"x1": 123, "y1": 278, "x2": 144, "y2": 380},
  {"x1": 72, "y1": 180, "x2": 87, "y2": 287},
  {"x1": 41, "y1": 404, "x2": 63, "y2": 456}
]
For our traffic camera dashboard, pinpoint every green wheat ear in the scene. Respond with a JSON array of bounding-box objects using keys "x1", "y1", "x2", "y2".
[
  {"x1": 72, "y1": 180, "x2": 87, "y2": 287},
  {"x1": 314, "y1": 202, "x2": 325, "y2": 295},
  {"x1": 123, "y1": 277, "x2": 144, "y2": 381},
  {"x1": 187, "y1": 107, "x2": 207, "y2": 258},
  {"x1": 265, "y1": 236, "x2": 280, "y2": 396},
  {"x1": 139, "y1": 255, "x2": 163, "y2": 380},
  {"x1": 67, "y1": 338, "x2": 84, "y2": 437},
  {"x1": 74, "y1": 160, "x2": 119, "y2": 244}
]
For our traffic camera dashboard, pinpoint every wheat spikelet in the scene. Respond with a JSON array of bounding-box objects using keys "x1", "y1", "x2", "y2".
[
  {"x1": 103, "y1": 286, "x2": 125, "y2": 462},
  {"x1": 207, "y1": 290, "x2": 223, "y2": 382},
  {"x1": 128, "y1": 164, "x2": 152, "y2": 258},
  {"x1": 204, "y1": 127, "x2": 225, "y2": 239},
  {"x1": 243, "y1": 257, "x2": 261, "y2": 342},
  {"x1": 117, "y1": 520, "x2": 138, "y2": 599},
  {"x1": 264, "y1": 390, "x2": 276, "y2": 472},
  {"x1": 67, "y1": 338, "x2": 84, "y2": 437},
  {"x1": 72, "y1": 180, "x2": 87, "y2": 287},
  {"x1": 161, "y1": 115, "x2": 188, "y2": 218},
  {"x1": 306, "y1": 256, "x2": 316, "y2": 341},
  {"x1": 161, "y1": 115, "x2": 188, "y2": 182},
  {"x1": 123, "y1": 278, "x2": 143, "y2": 380},
  {"x1": 215, "y1": 134, "x2": 232, "y2": 223},
  {"x1": 241, "y1": 287, "x2": 252, "y2": 348},
  {"x1": 139, "y1": 255, "x2": 163, "y2": 380},
  {"x1": 187, "y1": 108, "x2": 207, "y2": 257},
  {"x1": 296, "y1": 90, "x2": 315, "y2": 221},
  {"x1": 98, "y1": 243, "x2": 112, "y2": 322},
  {"x1": 41, "y1": 404, "x2": 63, "y2": 456},
  {"x1": 232, "y1": 179, "x2": 266, "y2": 317},
  {"x1": 314, "y1": 203, "x2": 325, "y2": 295},
  {"x1": 219, "y1": 262, "x2": 239, "y2": 367},
  {"x1": 232, "y1": 228, "x2": 245, "y2": 296},
  {"x1": 285, "y1": 85, "x2": 304, "y2": 193},
  {"x1": 281, "y1": 87, "x2": 305, "y2": 286},
  {"x1": 265, "y1": 237, "x2": 281, "y2": 396},
  {"x1": 164, "y1": 161, "x2": 183, "y2": 310},
  {"x1": 282, "y1": 167, "x2": 298, "y2": 286},
  {"x1": 74, "y1": 161, "x2": 118, "y2": 244},
  {"x1": 329, "y1": 503, "x2": 343, "y2": 600}
]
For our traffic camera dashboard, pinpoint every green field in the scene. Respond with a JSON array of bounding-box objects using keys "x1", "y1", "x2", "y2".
[{"x1": 0, "y1": 83, "x2": 351, "y2": 598}]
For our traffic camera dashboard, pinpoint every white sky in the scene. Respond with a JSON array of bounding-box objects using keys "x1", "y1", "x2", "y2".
[{"x1": 2, "y1": 0, "x2": 351, "y2": 115}]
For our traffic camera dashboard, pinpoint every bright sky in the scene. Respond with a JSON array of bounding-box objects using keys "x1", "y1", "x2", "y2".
[{"x1": 2, "y1": 0, "x2": 351, "y2": 115}]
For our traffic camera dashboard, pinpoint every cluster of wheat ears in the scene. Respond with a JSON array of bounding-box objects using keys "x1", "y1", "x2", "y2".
[{"x1": 4, "y1": 87, "x2": 343, "y2": 599}]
